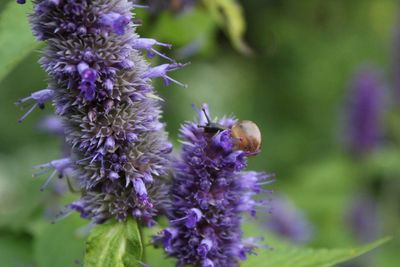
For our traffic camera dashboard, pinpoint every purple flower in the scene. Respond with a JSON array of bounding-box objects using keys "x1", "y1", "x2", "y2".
[
  {"x1": 38, "y1": 115, "x2": 65, "y2": 136},
  {"x1": 342, "y1": 194, "x2": 380, "y2": 267},
  {"x1": 131, "y1": 38, "x2": 174, "y2": 62},
  {"x1": 24, "y1": 0, "x2": 181, "y2": 226},
  {"x1": 16, "y1": 89, "x2": 54, "y2": 122},
  {"x1": 142, "y1": 63, "x2": 187, "y2": 87},
  {"x1": 344, "y1": 65, "x2": 385, "y2": 156},
  {"x1": 99, "y1": 12, "x2": 131, "y2": 35},
  {"x1": 158, "y1": 105, "x2": 272, "y2": 267},
  {"x1": 345, "y1": 194, "x2": 380, "y2": 244},
  {"x1": 16, "y1": 0, "x2": 26, "y2": 4},
  {"x1": 262, "y1": 195, "x2": 313, "y2": 244},
  {"x1": 33, "y1": 158, "x2": 73, "y2": 192}
]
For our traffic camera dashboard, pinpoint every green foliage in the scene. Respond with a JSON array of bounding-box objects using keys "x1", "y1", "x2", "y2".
[
  {"x1": 0, "y1": 147, "x2": 58, "y2": 231},
  {"x1": 84, "y1": 219, "x2": 143, "y2": 267},
  {"x1": 148, "y1": 8, "x2": 217, "y2": 56},
  {"x1": 0, "y1": 232, "x2": 33, "y2": 267},
  {"x1": 202, "y1": 0, "x2": 251, "y2": 54},
  {"x1": 242, "y1": 223, "x2": 390, "y2": 267},
  {"x1": 34, "y1": 214, "x2": 87, "y2": 267},
  {"x1": 245, "y1": 237, "x2": 390, "y2": 267},
  {"x1": 0, "y1": 1, "x2": 39, "y2": 82}
]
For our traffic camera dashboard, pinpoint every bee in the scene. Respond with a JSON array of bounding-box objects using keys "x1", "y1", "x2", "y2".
[{"x1": 198, "y1": 108, "x2": 262, "y2": 153}]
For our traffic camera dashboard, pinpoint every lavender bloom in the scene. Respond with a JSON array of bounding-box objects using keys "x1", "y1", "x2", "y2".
[
  {"x1": 131, "y1": 38, "x2": 174, "y2": 62},
  {"x1": 345, "y1": 194, "x2": 380, "y2": 244},
  {"x1": 25, "y1": 0, "x2": 183, "y2": 226},
  {"x1": 159, "y1": 105, "x2": 272, "y2": 267},
  {"x1": 344, "y1": 66, "x2": 384, "y2": 156},
  {"x1": 16, "y1": 89, "x2": 54, "y2": 123},
  {"x1": 262, "y1": 195, "x2": 313, "y2": 244}
]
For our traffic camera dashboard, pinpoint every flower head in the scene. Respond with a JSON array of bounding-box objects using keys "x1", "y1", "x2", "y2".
[
  {"x1": 25, "y1": 0, "x2": 183, "y2": 226},
  {"x1": 158, "y1": 105, "x2": 272, "y2": 267}
]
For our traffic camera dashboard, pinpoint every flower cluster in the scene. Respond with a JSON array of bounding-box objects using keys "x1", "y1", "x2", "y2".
[
  {"x1": 344, "y1": 66, "x2": 384, "y2": 157},
  {"x1": 158, "y1": 105, "x2": 272, "y2": 267},
  {"x1": 20, "y1": 0, "x2": 184, "y2": 225}
]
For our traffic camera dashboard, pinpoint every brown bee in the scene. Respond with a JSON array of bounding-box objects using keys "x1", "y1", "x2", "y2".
[{"x1": 199, "y1": 108, "x2": 262, "y2": 153}]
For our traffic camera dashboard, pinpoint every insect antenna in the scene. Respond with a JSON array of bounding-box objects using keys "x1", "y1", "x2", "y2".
[{"x1": 201, "y1": 108, "x2": 211, "y2": 124}]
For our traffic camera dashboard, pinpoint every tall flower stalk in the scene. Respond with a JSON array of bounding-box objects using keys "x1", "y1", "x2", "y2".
[
  {"x1": 19, "y1": 0, "x2": 184, "y2": 226},
  {"x1": 158, "y1": 105, "x2": 272, "y2": 267},
  {"x1": 344, "y1": 65, "x2": 384, "y2": 157}
]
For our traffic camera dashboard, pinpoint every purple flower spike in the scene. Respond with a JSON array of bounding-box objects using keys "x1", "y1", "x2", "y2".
[
  {"x1": 26, "y1": 0, "x2": 178, "y2": 225},
  {"x1": 159, "y1": 105, "x2": 272, "y2": 267},
  {"x1": 344, "y1": 65, "x2": 385, "y2": 157}
]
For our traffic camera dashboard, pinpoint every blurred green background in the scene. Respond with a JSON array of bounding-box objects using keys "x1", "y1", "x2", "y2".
[{"x1": 1, "y1": 0, "x2": 399, "y2": 266}]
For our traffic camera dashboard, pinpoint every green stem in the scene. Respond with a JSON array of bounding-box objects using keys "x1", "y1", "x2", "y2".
[{"x1": 138, "y1": 223, "x2": 146, "y2": 263}]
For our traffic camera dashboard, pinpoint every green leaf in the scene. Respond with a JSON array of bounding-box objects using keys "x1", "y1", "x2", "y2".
[
  {"x1": 148, "y1": 9, "x2": 217, "y2": 56},
  {"x1": 84, "y1": 219, "x2": 144, "y2": 267},
  {"x1": 0, "y1": 147, "x2": 59, "y2": 231},
  {"x1": 244, "y1": 238, "x2": 390, "y2": 267},
  {"x1": 202, "y1": 0, "x2": 252, "y2": 54},
  {"x1": 34, "y1": 214, "x2": 87, "y2": 267},
  {"x1": 0, "y1": 1, "x2": 39, "y2": 82},
  {"x1": 0, "y1": 232, "x2": 34, "y2": 267},
  {"x1": 242, "y1": 223, "x2": 390, "y2": 267}
]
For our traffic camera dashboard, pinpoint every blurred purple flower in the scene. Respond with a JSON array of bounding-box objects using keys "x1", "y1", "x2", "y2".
[
  {"x1": 345, "y1": 194, "x2": 380, "y2": 244},
  {"x1": 344, "y1": 66, "x2": 385, "y2": 156},
  {"x1": 38, "y1": 115, "x2": 65, "y2": 136},
  {"x1": 157, "y1": 105, "x2": 273, "y2": 267},
  {"x1": 341, "y1": 194, "x2": 380, "y2": 267},
  {"x1": 262, "y1": 195, "x2": 313, "y2": 244}
]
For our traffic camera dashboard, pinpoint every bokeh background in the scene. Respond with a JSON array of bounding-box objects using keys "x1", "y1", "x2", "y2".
[{"x1": 1, "y1": 0, "x2": 399, "y2": 266}]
